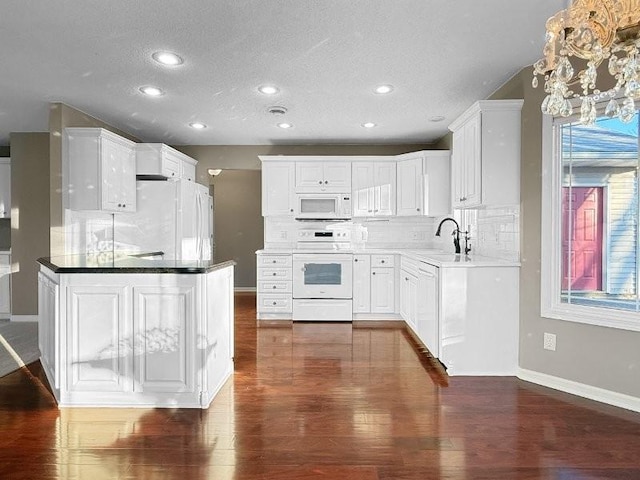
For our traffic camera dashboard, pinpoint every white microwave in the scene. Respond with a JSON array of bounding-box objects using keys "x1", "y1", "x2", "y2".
[{"x1": 295, "y1": 193, "x2": 352, "y2": 220}]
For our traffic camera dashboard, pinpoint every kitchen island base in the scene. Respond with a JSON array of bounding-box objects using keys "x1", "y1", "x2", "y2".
[{"x1": 37, "y1": 261, "x2": 234, "y2": 408}]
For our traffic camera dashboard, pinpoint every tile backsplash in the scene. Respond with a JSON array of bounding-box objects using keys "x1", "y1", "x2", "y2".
[{"x1": 459, "y1": 206, "x2": 520, "y2": 261}]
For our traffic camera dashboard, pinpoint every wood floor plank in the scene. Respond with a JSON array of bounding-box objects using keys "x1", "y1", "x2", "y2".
[{"x1": 0, "y1": 293, "x2": 639, "y2": 479}]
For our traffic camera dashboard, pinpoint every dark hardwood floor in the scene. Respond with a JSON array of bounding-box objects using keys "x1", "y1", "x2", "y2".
[{"x1": 1, "y1": 293, "x2": 640, "y2": 479}]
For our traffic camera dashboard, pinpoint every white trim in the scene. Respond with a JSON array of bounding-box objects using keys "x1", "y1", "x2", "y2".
[
  {"x1": 234, "y1": 287, "x2": 256, "y2": 293},
  {"x1": 10, "y1": 315, "x2": 38, "y2": 323},
  {"x1": 540, "y1": 112, "x2": 640, "y2": 331},
  {"x1": 352, "y1": 313, "x2": 403, "y2": 321},
  {"x1": 518, "y1": 368, "x2": 640, "y2": 413}
]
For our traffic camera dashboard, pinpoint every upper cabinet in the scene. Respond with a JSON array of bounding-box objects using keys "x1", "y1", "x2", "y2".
[
  {"x1": 295, "y1": 160, "x2": 351, "y2": 193},
  {"x1": 352, "y1": 160, "x2": 396, "y2": 217},
  {"x1": 261, "y1": 160, "x2": 295, "y2": 216},
  {"x1": 396, "y1": 150, "x2": 451, "y2": 217},
  {"x1": 448, "y1": 100, "x2": 523, "y2": 209},
  {"x1": 0, "y1": 158, "x2": 10, "y2": 218},
  {"x1": 64, "y1": 128, "x2": 136, "y2": 212},
  {"x1": 136, "y1": 143, "x2": 197, "y2": 182}
]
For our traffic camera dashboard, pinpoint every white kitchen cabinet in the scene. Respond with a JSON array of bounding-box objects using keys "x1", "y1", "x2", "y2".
[
  {"x1": 261, "y1": 161, "x2": 295, "y2": 216},
  {"x1": 416, "y1": 262, "x2": 439, "y2": 357},
  {"x1": 257, "y1": 252, "x2": 293, "y2": 319},
  {"x1": 396, "y1": 151, "x2": 451, "y2": 217},
  {"x1": 400, "y1": 268, "x2": 418, "y2": 331},
  {"x1": 352, "y1": 161, "x2": 396, "y2": 217},
  {"x1": 37, "y1": 264, "x2": 235, "y2": 407},
  {"x1": 371, "y1": 267, "x2": 395, "y2": 313},
  {"x1": 448, "y1": 100, "x2": 523, "y2": 208},
  {"x1": 295, "y1": 161, "x2": 351, "y2": 193},
  {"x1": 38, "y1": 272, "x2": 58, "y2": 386},
  {"x1": 352, "y1": 255, "x2": 371, "y2": 313},
  {"x1": 352, "y1": 254, "x2": 396, "y2": 316},
  {"x1": 64, "y1": 128, "x2": 136, "y2": 212},
  {"x1": 0, "y1": 158, "x2": 10, "y2": 218},
  {"x1": 67, "y1": 285, "x2": 130, "y2": 393},
  {"x1": 0, "y1": 253, "x2": 10, "y2": 318},
  {"x1": 136, "y1": 143, "x2": 197, "y2": 182},
  {"x1": 133, "y1": 285, "x2": 196, "y2": 393}
]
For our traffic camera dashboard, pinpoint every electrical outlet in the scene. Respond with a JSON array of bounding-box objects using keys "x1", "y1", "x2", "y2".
[{"x1": 543, "y1": 332, "x2": 556, "y2": 351}]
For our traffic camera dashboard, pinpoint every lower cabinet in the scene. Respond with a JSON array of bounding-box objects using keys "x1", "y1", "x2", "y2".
[
  {"x1": 256, "y1": 253, "x2": 293, "y2": 319},
  {"x1": 398, "y1": 254, "x2": 519, "y2": 376},
  {"x1": 37, "y1": 265, "x2": 235, "y2": 408},
  {"x1": 353, "y1": 254, "x2": 396, "y2": 316}
]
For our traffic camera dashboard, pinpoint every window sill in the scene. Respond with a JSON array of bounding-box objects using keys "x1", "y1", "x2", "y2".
[{"x1": 542, "y1": 302, "x2": 640, "y2": 332}]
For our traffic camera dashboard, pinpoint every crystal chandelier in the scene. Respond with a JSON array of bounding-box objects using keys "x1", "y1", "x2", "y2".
[{"x1": 532, "y1": 0, "x2": 640, "y2": 125}]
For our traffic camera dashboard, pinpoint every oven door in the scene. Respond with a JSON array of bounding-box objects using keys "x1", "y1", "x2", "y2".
[{"x1": 293, "y1": 254, "x2": 353, "y2": 299}]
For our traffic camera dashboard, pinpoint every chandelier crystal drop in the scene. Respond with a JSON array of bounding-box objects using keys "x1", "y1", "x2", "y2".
[{"x1": 533, "y1": 0, "x2": 640, "y2": 125}]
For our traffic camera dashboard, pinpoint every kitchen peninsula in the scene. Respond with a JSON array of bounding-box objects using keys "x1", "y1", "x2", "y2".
[{"x1": 37, "y1": 254, "x2": 235, "y2": 408}]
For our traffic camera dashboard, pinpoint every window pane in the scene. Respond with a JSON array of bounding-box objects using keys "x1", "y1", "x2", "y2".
[
  {"x1": 304, "y1": 263, "x2": 342, "y2": 285},
  {"x1": 560, "y1": 113, "x2": 639, "y2": 312}
]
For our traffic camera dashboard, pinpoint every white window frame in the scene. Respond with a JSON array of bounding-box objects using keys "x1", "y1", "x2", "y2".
[{"x1": 541, "y1": 112, "x2": 640, "y2": 332}]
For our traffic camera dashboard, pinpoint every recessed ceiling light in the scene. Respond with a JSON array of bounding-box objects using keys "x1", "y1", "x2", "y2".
[
  {"x1": 362, "y1": 122, "x2": 377, "y2": 128},
  {"x1": 429, "y1": 115, "x2": 445, "y2": 122},
  {"x1": 152, "y1": 51, "x2": 184, "y2": 66},
  {"x1": 189, "y1": 122, "x2": 207, "y2": 129},
  {"x1": 374, "y1": 84, "x2": 394, "y2": 94},
  {"x1": 139, "y1": 86, "x2": 164, "y2": 97},
  {"x1": 277, "y1": 122, "x2": 293, "y2": 129},
  {"x1": 258, "y1": 85, "x2": 279, "y2": 95}
]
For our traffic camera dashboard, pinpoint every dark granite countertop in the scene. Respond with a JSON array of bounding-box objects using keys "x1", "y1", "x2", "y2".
[{"x1": 38, "y1": 253, "x2": 236, "y2": 274}]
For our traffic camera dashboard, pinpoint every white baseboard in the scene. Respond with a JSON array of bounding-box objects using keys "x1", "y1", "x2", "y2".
[
  {"x1": 10, "y1": 315, "x2": 38, "y2": 323},
  {"x1": 518, "y1": 368, "x2": 640, "y2": 413}
]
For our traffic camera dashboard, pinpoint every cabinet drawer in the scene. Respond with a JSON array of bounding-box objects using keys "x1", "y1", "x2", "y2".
[
  {"x1": 418, "y1": 262, "x2": 438, "y2": 276},
  {"x1": 259, "y1": 281, "x2": 292, "y2": 293},
  {"x1": 258, "y1": 294, "x2": 292, "y2": 312},
  {"x1": 258, "y1": 255, "x2": 292, "y2": 268},
  {"x1": 401, "y1": 256, "x2": 420, "y2": 276},
  {"x1": 258, "y1": 268, "x2": 292, "y2": 280},
  {"x1": 371, "y1": 254, "x2": 394, "y2": 268}
]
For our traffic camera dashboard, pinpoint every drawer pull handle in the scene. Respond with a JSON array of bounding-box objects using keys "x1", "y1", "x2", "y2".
[
  {"x1": 381, "y1": 260, "x2": 385, "y2": 264},
  {"x1": 272, "y1": 273, "x2": 277, "y2": 276},
  {"x1": 272, "y1": 285, "x2": 277, "y2": 289},
  {"x1": 272, "y1": 260, "x2": 276, "y2": 263},
  {"x1": 372, "y1": 272, "x2": 376, "y2": 275},
  {"x1": 273, "y1": 301, "x2": 277, "y2": 305}
]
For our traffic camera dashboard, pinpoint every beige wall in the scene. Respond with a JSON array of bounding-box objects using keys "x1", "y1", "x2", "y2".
[
  {"x1": 489, "y1": 69, "x2": 640, "y2": 399},
  {"x1": 10, "y1": 133, "x2": 50, "y2": 315},
  {"x1": 209, "y1": 170, "x2": 263, "y2": 288},
  {"x1": 49, "y1": 103, "x2": 141, "y2": 256}
]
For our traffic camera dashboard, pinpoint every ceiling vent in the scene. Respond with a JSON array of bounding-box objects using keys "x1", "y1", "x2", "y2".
[{"x1": 267, "y1": 106, "x2": 288, "y2": 115}]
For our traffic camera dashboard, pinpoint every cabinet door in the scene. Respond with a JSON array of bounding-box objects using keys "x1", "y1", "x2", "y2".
[
  {"x1": 397, "y1": 157, "x2": 423, "y2": 216},
  {"x1": 417, "y1": 266, "x2": 439, "y2": 357},
  {"x1": 352, "y1": 163, "x2": 374, "y2": 217},
  {"x1": 295, "y1": 163, "x2": 324, "y2": 191},
  {"x1": 67, "y1": 286, "x2": 130, "y2": 392},
  {"x1": 101, "y1": 137, "x2": 136, "y2": 212},
  {"x1": 452, "y1": 130, "x2": 465, "y2": 209},
  {"x1": 423, "y1": 152, "x2": 451, "y2": 216},
  {"x1": 262, "y1": 162, "x2": 295, "y2": 216},
  {"x1": 0, "y1": 161, "x2": 10, "y2": 218},
  {"x1": 352, "y1": 255, "x2": 371, "y2": 313},
  {"x1": 38, "y1": 273, "x2": 58, "y2": 386},
  {"x1": 371, "y1": 267, "x2": 394, "y2": 313},
  {"x1": 133, "y1": 285, "x2": 195, "y2": 393},
  {"x1": 400, "y1": 270, "x2": 418, "y2": 330},
  {"x1": 462, "y1": 115, "x2": 482, "y2": 207},
  {"x1": 374, "y1": 162, "x2": 396, "y2": 216},
  {"x1": 322, "y1": 162, "x2": 351, "y2": 192}
]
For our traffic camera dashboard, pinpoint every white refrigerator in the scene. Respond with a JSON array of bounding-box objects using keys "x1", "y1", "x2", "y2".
[{"x1": 113, "y1": 179, "x2": 212, "y2": 260}]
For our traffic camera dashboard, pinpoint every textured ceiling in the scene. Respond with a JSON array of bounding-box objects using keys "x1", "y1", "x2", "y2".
[{"x1": 0, "y1": 0, "x2": 564, "y2": 146}]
